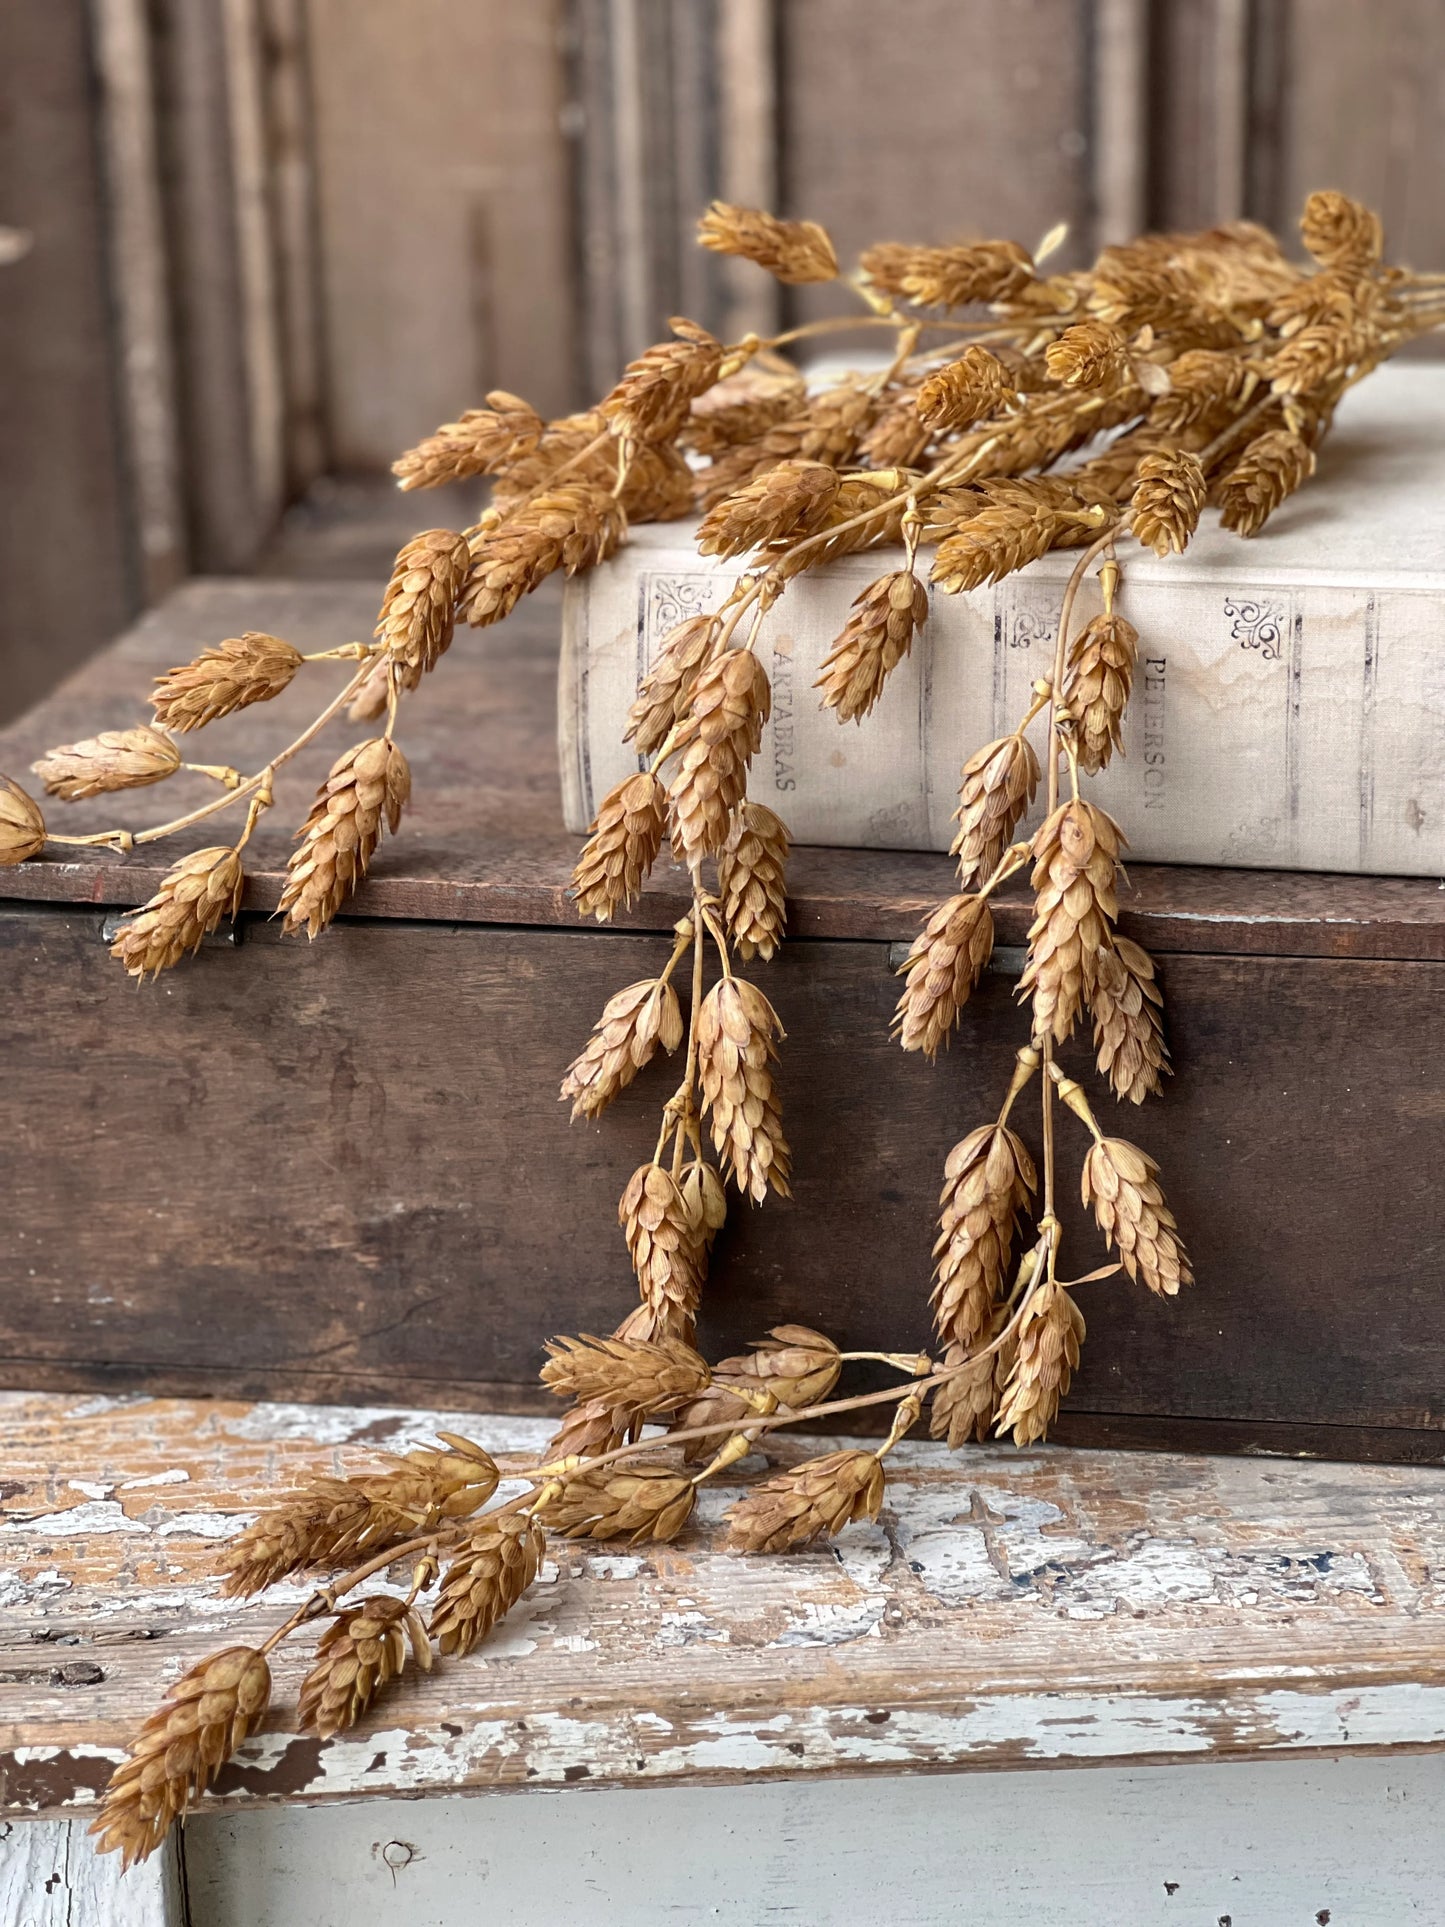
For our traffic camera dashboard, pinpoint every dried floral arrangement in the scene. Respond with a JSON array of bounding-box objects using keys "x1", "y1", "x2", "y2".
[{"x1": 3, "y1": 190, "x2": 1442, "y2": 1866}]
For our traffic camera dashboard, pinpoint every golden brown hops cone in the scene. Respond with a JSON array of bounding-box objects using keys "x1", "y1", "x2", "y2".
[
  {"x1": 697, "y1": 458, "x2": 840, "y2": 558},
  {"x1": 1064, "y1": 612, "x2": 1139, "y2": 774},
  {"x1": 601, "y1": 318, "x2": 724, "y2": 446},
  {"x1": 429, "y1": 1510, "x2": 546, "y2": 1657},
  {"x1": 1218, "y1": 429, "x2": 1316, "y2": 536},
  {"x1": 816, "y1": 570, "x2": 928, "y2": 723},
  {"x1": 860, "y1": 394, "x2": 933, "y2": 468},
  {"x1": 1018, "y1": 799, "x2": 1123, "y2": 1043},
  {"x1": 769, "y1": 471, "x2": 912, "y2": 579},
  {"x1": 1150, "y1": 348, "x2": 1259, "y2": 433},
  {"x1": 931, "y1": 1342, "x2": 1006, "y2": 1448},
  {"x1": 679, "y1": 1156, "x2": 728, "y2": 1251},
  {"x1": 892, "y1": 894, "x2": 994, "y2": 1057},
  {"x1": 375, "y1": 528, "x2": 471, "y2": 693},
  {"x1": 1082, "y1": 1136, "x2": 1192, "y2": 1295},
  {"x1": 697, "y1": 201, "x2": 838, "y2": 284},
  {"x1": 1300, "y1": 189, "x2": 1383, "y2": 270},
  {"x1": 666, "y1": 647, "x2": 771, "y2": 859},
  {"x1": 347, "y1": 655, "x2": 391, "y2": 724},
  {"x1": 626, "y1": 614, "x2": 721, "y2": 756},
  {"x1": 32, "y1": 724, "x2": 179, "y2": 801},
  {"x1": 673, "y1": 1324, "x2": 841, "y2": 1461},
  {"x1": 994, "y1": 1277, "x2": 1085, "y2": 1445},
  {"x1": 543, "y1": 1332, "x2": 711, "y2": 1418},
  {"x1": 110, "y1": 845, "x2": 244, "y2": 980},
  {"x1": 916, "y1": 346, "x2": 1014, "y2": 430},
  {"x1": 618, "y1": 440, "x2": 696, "y2": 522},
  {"x1": 931, "y1": 498, "x2": 1099, "y2": 596},
  {"x1": 1045, "y1": 319, "x2": 1128, "y2": 389},
  {"x1": 726, "y1": 1449, "x2": 885, "y2": 1553},
  {"x1": 861, "y1": 240, "x2": 1034, "y2": 308},
  {"x1": 279, "y1": 737, "x2": 410, "y2": 940},
  {"x1": 680, "y1": 373, "x2": 806, "y2": 455},
  {"x1": 298, "y1": 1596, "x2": 431, "y2": 1740},
  {"x1": 617, "y1": 1164, "x2": 708, "y2": 1326},
  {"x1": 1268, "y1": 321, "x2": 1359, "y2": 398},
  {"x1": 151, "y1": 631, "x2": 303, "y2": 732},
  {"x1": 91, "y1": 1646, "x2": 270, "y2": 1866},
  {"x1": 218, "y1": 1435, "x2": 499, "y2": 1596},
  {"x1": 951, "y1": 733, "x2": 1039, "y2": 890},
  {"x1": 717, "y1": 801, "x2": 789, "y2": 959},
  {"x1": 463, "y1": 484, "x2": 625, "y2": 626},
  {"x1": 1130, "y1": 449, "x2": 1207, "y2": 557},
  {"x1": 932, "y1": 1125, "x2": 1037, "y2": 1350},
  {"x1": 541, "y1": 1460, "x2": 696, "y2": 1545},
  {"x1": 0, "y1": 775, "x2": 46, "y2": 866},
  {"x1": 392, "y1": 391, "x2": 544, "y2": 490},
  {"x1": 611, "y1": 1296, "x2": 696, "y2": 1349},
  {"x1": 570, "y1": 771, "x2": 666, "y2": 920},
  {"x1": 1092, "y1": 935, "x2": 1169, "y2": 1103},
  {"x1": 560, "y1": 977, "x2": 682, "y2": 1120},
  {"x1": 698, "y1": 976, "x2": 791, "y2": 1201}
]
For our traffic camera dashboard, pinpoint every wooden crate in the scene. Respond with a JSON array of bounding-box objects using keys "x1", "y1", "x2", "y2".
[{"x1": 1, "y1": 580, "x2": 1442, "y2": 1461}]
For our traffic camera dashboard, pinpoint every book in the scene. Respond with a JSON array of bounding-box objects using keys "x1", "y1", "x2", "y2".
[{"x1": 559, "y1": 362, "x2": 1445, "y2": 877}]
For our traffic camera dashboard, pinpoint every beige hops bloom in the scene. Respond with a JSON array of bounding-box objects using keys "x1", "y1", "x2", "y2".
[
  {"x1": 430, "y1": 1509, "x2": 545, "y2": 1657},
  {"x1": 932, "y1": 1125, "x2": 1037, "y2": 1350},
  {"x1": 930, "y1": 1341, "x2": 1008, "y2": 1448},
  {"x1": 1018, "y1": 799, "x2": 1123, "y2": 1043},
  {"x1": 110, "y1": 845, "x2": 245, "y2": 980},
  {"x1": 916, "y1": 346, "x2": 1015, "y2": 429},
  {"x1": 893, "y1": 894, "x2": 995, "y2": 1057},
  {"x1": 32, "y1": 725, "x2": 179, "y2": 801},
  {"x1": 1092, "y1": 935, "x2": 1169, "y2": 1103},
  {"x1": 618, "y1": 1165, "x2": 708, "y2": 1328},
  {"x1": 931, "y1": 496, "x2": 1101, "y2": 596},
  {"x1": 726, "y1": 1449, "x2": 885, "y2": 1553},
  {"x1": 559, "y1": 977, "x2": 683, "y2": 1121},
  {"x1": 1218, "y1": 430, "x2": 1316, "y2": 536},
  {"x1": 861, "y1": 240, "x2": 1034, "y2": 308},
  {"x1": 463, "y1": 484, "x2": 625, "y2": 626},
  {"x1": 601, "y1": 318, "x2": 724, "y2": 446},
  {"x1": 673, "y1": 1324, "x2": 841, "y2": 1460},
  {"x1": 298, "y1": 1596, "x2": 431, "y2": 1740},
  {"x1": 698, "y1": 976, "x2": 790, "y2": 1201},
  {"x1": 1064, "y1": 612, "x2": 1139, "y2": 774},
  {"x1": 375, "y1": 528, "x2": 471, "y2": 693},
  {"x1": 570, "y1": 771, "x2": 666, "y2": 921},
  {"x1": 666, "y1": 648, "x2": 771, "y2": 860},
  {"x1": 626, "y1": 614, "x2": 721, "y2": 755},
  {"x1": 542, "y1": 1332, "x2": 712, "y2": 1418},
  {"x1": 392, "y1": 391, "x2": 544, "y2": 490},
  {"x1": 1045, "y1": 319, "x2": 1128, "y2": 389},
  {"x1": 816, "y1": 570, "x2": 928, "y2": 723},
  {"x1": 717, "y1": 801, "x2": 789, "y2": 959},
  {"x1": 951, "y1": 733, "x2": 1040, "y2": 891},
  {"x1": 1130, "y1": 449, "x2": 1207, "y2": 556},
  {"x1": 91, "y1": 1646, "x2": 271, "y2": 1866},
  {"x1": 1081, "y1": 1136, "x2": 1192, "y2": 1295},
  {"x1": 541, "y1": 1461, "x2": 696, "y2": 1545},
  {"x1": 697, "y1": 458, "x2": 840, "y2": 558},
  {"x1": 279, "y1": 737, "x2": 411, "y2": 939},
  {"x1": 697, "y1": 201, "x2": 838, "y2": 284},
  {"x1": 994, "y1": 1276, "x2": 1085, "y2": 1445},
  {"x1": 0, "y1": 775, "x2": 46, "y2": 866},
  {"x1": 1300, "y1": 189, "x2": 1383, "y2": 270},
  {"x1": 152, "y1": 631, "x2": 303, "y2": 732}
]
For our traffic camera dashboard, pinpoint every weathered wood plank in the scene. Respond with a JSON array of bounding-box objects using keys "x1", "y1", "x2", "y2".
[{"x1": 0, "y1": 1818, "x2": 181, "y2": 1926}]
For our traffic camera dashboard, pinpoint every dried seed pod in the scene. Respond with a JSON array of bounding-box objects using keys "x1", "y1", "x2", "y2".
[
  {"x1": 1081, "y1": 1136, "x2": 1192, "y2": 1296},
  {"x1": 931, "y1": 499, "x2": 1099, "y2": 595},
  {"x1": 375, "y1": 528, "x2": 471, "y2": 693},
  {"x1": 90, "y1": 1646, "x2": 271, "y2": 1866},
  {"x1": 930, "y1": 1343, "x2": 1002, "y2": 1448},
  {"x1": 611, "y1": 1297, "x2": 696, "y2": 1349},
  {"x1": 1217, "y1": 429, "x2": 1316, "y2": 536},
  {"x1": 951, "y1": 733, "x2": 1040, "y2": 890},
  {"x1": 1045, "y1": 319, "x2": 1129, "y2": 389},
  {"x1": 768, "y1": 471, "x2": 912, "y2": 579},
  {"x1": 1149, "y1": 348, "x2": 1259, "y2": 433},
  {"x1": 298, "y1": 1596, "x2": 430, "y2": 1740},
  {"x1": 697, "y1": 976, "x2": 790, "y2": 1202},
  {"x1": 347, "y1": 656, "x2": 391, "y2": 724},
  {"x1": 151, "y1": 631, "x2": 304, "y2": 732},
  {"x1": 1092, "y1": 935, "x2": 1169, "y2": 1103},
  {"x1": 892, "y1": 894, "x2": 995, "y2": 1057},
  {"x1": 1130, "y1": 449, "x2": 1207, "y2": 556},
  {"x1": 697, "y1": 201, "x2": 838, "y2": 284},
  {"x1": 932, "y1": 1125, "x2": 1037, "y2": 1350},
  {"x1": 219, "y1": 1436, "x2": 500, "y2": 1596},
  {"x1": 488, "y1": 408, "x2": 611, "y2": 503},
  {"x1": 666, "y1": 648, "x2": 771, "y2": 860},
  {"x1": 696, "y1": 458, "x2": 840, "y2": 558},
  {"x1": 1087, "y1": 254, "x2": 1239, "y2": 345},
  {"x1": 618, "y1": 441, "x2": 697, "y2": 522},
  {"x1": 279, "y1": 738, "x2": 410, "y2": 939},
  {"x1": 392, "y1": 391, "x2": 545, "y2": 490},
  {"x1": 601, "y1": 318, "x2": 724, "y2": 446},
  {"x1": 816, "y1": 571, "x2": 928, "y2": 723},
  {"x1": 916, "y1": 346, "x2": 1015, "y2": 430},
  {"x1": 1064, "y1": 612, "x2": 1139, "y2": 774},
  {"x1": 541, "y1": 1460, "x2": 696, "y2": 1545},
  {"x1": 859, "y1": 393, "x2": 933, "y2": 468},
  {"x1": 109, "y1": 845, "x2": 244, "y2": 981},
  {"x1": 32, "y1": 725, "x2": 179, "y2": 802},
  {"x1": 1018, "y1": 799, "x2": 1124, "y2": 1043},
  {"x1": 542, "y1": 1332, "x2": 712, "y2": 1418},
  {"x1": 559, "y1": 977, "x2": 683, "y2": 1121},
  {"x1": 1268, "y1": 322, "x2": 1360, "y2": 397},
  {"x1": 717, "y1": 801, "x2": 789, "y2": 960},
  {"x1": 0, "y1": 776, "x2": 46, "y2": 866},
  {"x1": 672, "y1": 1324, "x2": 841, "y2": 1460},
  {"x1": 1300, "y1": 189, "x2": 1383, "y2": 270},
  {"x1": 626, "y1": 614, "x2": 721, "y2": 756},
  {"x1": 617, "y1": 1166, "x2": 708, "y2": 1327},
  {"x1": 429, "y1": 1510, "x2": 546, "y2": 1657},
  {"x1": 680, "y1": 375, "x2": 807, "y2": 455},
  {"x1": 463, "y1": 484, "x2": 625, "y2": 626},
  {"x1": 570, "y1": 771, "x2": 667, "y2": 921},
  {"x1": 726, "y1": 1449, "x2": 885, "y2": 1553},
  {"x1": 679, "y1": 1157, "x2": 729, "y2": 1252},
  {"x1": 994, "y1": 1277, "x2": 1085, "y2": 1445},
  {"x1": 861, "y1": 240, "x2": 1034, "y2": 308}
]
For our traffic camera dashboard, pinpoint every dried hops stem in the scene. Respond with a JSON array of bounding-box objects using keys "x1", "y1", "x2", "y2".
[
  {"x1": 600, "y1": 318, "x2": 725, "y2": 447},
  {"x1": 667, "y1": 648, "x2": 771, "y2": 859},
  {"x1": 698, "y1": 201, "x2": 838, "y2": 284},
  {"x1": 815, "y1": 569, "x2": 929, "y2": 722},
  {"x1": 429, "y1": 1509, "x2": 546, "y2": 1656},
  {"x1": 375, "y1": 528, "x2": 472, "y2": 693},
  {"x1": 279, "y1": 737, "x2": 411, "y2": 939},
  {"x1": 994, "y1": 1275, "x2": 1085, "y2": 1445},
  {"x1": 932, "y1": 1125, "x2": 1037, "y2": 1349},
  {"x1": 726, "y1": 1449, "x2": 885, "y2": 1552},
  {"x1": 951, "y1": 733, "x2": 1040, "y2": 890},
  {"x1": 916, "y1": 346, "x2": 1015, "y2": 429},
  {"x1": 1018, "y1": 800, "x2": 1124, "y2": 1043},
  {"x1": 463, "y1": 485, "x2": 625, "y2": 626},
  {"x1": 1130, "y1": 449, "x2": 1207, "y2": 556},
  {"x1": 893, "y1": 894, "x2": 995, "y2": 1057},
  {"x1": 33, "y1": 725, "x2": 180, "y2": 801},
  {"x1": 617, "y1": 1165, "x2": 708, "y2": 1328},
  {"x1": 110, "y1": 845, "x2": 244, "y2": 980},
  {"x1": 1064, "y1": 613, "x2": 1139, "y2": 774},
  {"x1": 697, "y1": 976, "x2": 791, "y2": 1201},
  {"x1": 560, "y1": 976, "x2": 683, "y2": 1120},
  {"x1": 392, "y1": 391, "x2": 544, "y2": 490},
  {"x1": 151, "y1": 632, "x2": 303, "y2": 732},
  {"x1": 541, "y1": 1460, "x2": 697, "y2": 1545},
  {"x1": 717, "y1": 801, "x2": 790, "y2": 960},
  {"x1": 1092, "y1": 935, "x2": 1170, "y2": 1103},
  {"x1": 1218, "y1": 429, "x2": 1317, "y2": 536},
  {"x1": 626, "y1": 614, "x2": 720, "y2": 754},
  {"x1": 1081, "y1": 1135, "x2": 1193, "y2": 1296},
  {"x1": 570, "y1": 771, "x2": 667, "y2": 920},
  {"x1": 298, "y1": 1596, "x2": 431, "y2": 1740},
  {"x1": 0, "y1": 775, "x2": 46, "y2": 866}
]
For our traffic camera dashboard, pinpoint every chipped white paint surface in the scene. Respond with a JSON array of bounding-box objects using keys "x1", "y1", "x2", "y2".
[
  {"x1": 2, "y1": 1391, "x2": 1445, "y2": 1822},
  {"x1": 0, "y1": 1818, "x2": 180, "y2": 1926}
]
